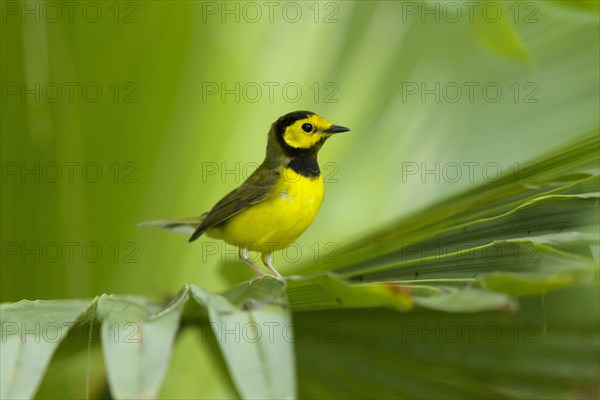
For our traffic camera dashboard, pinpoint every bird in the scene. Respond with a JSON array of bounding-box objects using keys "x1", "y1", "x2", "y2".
[{"x1": 140, "y1": 111, "x2": 350, "y2": 281}]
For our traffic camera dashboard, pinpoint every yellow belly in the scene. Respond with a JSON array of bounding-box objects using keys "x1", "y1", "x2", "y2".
[{"x1": 207, "y1": 169, "x2": 324, "y2": 253}]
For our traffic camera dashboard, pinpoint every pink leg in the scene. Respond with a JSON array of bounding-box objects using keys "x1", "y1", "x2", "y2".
[
  {"x1": 239, "y1": 248, "x2": 265, "y2": 283},
  {"x1": 261, "y1": 253, "x2": 283, "y2": 279}
]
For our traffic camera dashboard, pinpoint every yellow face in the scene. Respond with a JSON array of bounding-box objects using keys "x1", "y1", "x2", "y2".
[{"x1": 282, "y1": 114, "x2": 338, "y2": 149}]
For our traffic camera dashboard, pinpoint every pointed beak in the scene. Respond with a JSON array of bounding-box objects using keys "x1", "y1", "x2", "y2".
[{"x1": 323, "y1": 125, "x2": 350, "y2": 134}]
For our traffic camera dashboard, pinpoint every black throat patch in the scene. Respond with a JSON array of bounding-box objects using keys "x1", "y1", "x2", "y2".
[{"x1": 288, "y1": 152, "x2": 320, "y2": 178}]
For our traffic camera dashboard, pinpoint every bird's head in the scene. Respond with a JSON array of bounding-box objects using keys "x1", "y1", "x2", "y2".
[{"x1": 271, "y1": 111, "x2": 350, "y2": 157}]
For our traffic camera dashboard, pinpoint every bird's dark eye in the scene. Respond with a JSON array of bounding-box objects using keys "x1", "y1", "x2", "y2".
[{"x1": 301, "y1": 123, "x2": 313, "y2": 133}]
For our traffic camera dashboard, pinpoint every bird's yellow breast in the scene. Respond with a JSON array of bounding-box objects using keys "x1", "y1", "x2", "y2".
[{"x1": 207, "y1": 168, "x2": 324, "y2": 252}]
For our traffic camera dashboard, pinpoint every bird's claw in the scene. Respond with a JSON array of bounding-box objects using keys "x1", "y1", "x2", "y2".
[
  {"x1": 249, "y1": 273, "x2": 266, "y2": 285},
  {"x1": 248, "y1": 273, "x2": 287, "y2": 285}
]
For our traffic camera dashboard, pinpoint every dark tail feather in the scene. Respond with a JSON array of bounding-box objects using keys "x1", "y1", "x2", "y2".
[
  {"x1": 188, "y1": 226, "x2": 206, "y2": 242},
  {"x1": 137, "y1": 214, "x2": 207, "y2": 236}
]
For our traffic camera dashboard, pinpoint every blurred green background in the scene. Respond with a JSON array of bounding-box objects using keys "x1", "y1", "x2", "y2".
[{"x1": 1, "y1": 1, "x2": 599, "y2": 398}]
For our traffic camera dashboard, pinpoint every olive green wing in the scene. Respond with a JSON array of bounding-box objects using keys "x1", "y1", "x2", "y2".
[{"x1": 188, "y1": 164, "x2": 279, "y2": 242}]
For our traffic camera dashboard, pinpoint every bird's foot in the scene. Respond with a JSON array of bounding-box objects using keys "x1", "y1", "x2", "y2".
[
  {"x1": 249, "y1": 272, "x2": 266, "y2": 285},
  {"x1": 261, "y1": 253, "x2": 283, "y2": 278},
  {"x1": 248, "y1": 272, "x2": 287, "y2": 285}
]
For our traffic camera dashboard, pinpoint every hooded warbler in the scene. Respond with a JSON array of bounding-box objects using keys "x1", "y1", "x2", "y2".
[{"x1": 141, "y1": 111, "x2": 349, "y2": 280}]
